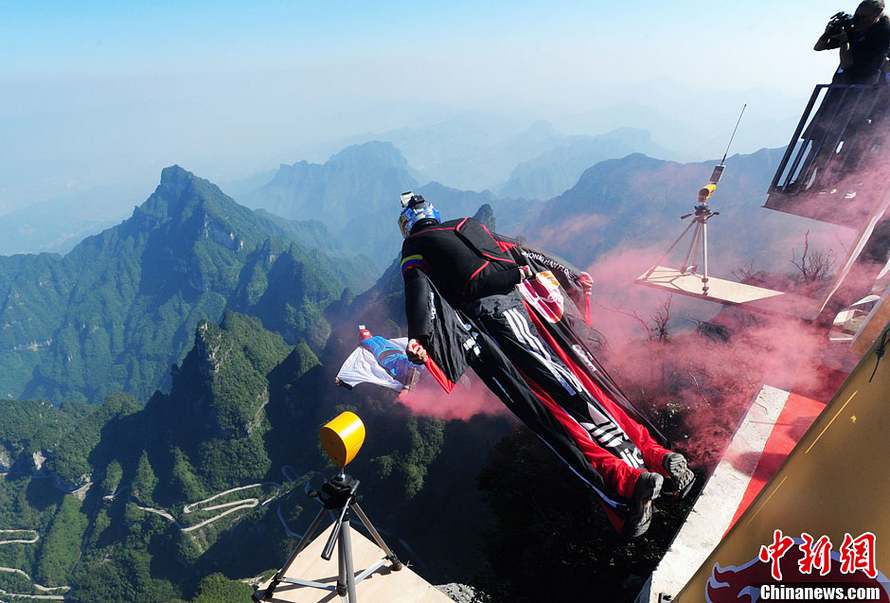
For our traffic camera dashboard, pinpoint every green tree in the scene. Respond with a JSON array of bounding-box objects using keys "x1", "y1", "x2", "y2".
[
  {"x1": 71, "y1": 547, "x2": 180, "y2": 603},
  {"x1": 170, "y1": 447, "x2": 204, "y2": 502},
  {"x1": 102, "y1": 460, "x2": 123, "y2": 496},
  {"x1": 190, "y1": 573, "x2": 254, "y2": 603},
  {"x1": 36, "y1": 495, "x2": 88, "y2": 585},
  {"x1": 132, "y1": 452, "x2": 158, "y2": 503}
]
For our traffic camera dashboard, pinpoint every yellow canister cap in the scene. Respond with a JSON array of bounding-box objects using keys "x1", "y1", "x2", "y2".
[{"x1": 319, "y1": 411, "x2": 366, "y2": 467}]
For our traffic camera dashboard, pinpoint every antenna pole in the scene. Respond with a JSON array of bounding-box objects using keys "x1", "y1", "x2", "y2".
[
  {"x1": 720, "y1": 103, "x2": 748, "y2": 165},
  {"x1": 721, "y1": 104, "x2": 747, "y2": 165}
]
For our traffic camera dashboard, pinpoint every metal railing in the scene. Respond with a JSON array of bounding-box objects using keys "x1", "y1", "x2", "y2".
[{"x1": 770, "y1": 83, "x2": 889, "y2": 194}]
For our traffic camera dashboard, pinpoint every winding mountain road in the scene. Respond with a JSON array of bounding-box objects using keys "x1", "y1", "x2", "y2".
[
  {"x1": 0, "y1": 530, "x2": 69, "y2": 600},
  {"x1": 179, "y1": 482, "x2": 280, "y2": 533},
  {"x1": 134, "y1": 465, "x2": 304, "y2": 534},
  {"x1": 0, "y1": 468, "x2": 305, "y2": 600},
  {"x1": 0, "y1": 530, "x2": 38, "y2": 546}
]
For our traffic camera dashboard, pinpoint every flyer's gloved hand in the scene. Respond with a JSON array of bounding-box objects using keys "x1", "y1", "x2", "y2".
[
  {"x1": 578, "y1": 271, "x2": 593, "y2": 293},
  {"x1": 406, "y1": 339, "x2": 428, "y2": 364}
]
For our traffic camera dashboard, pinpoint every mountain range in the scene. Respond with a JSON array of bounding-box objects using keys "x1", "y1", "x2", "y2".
[
  {"x1": 2, "y1": 123, "x2": 673, "y2": 260},
  {"x1": 498, "y1": 127, "x2": 669, "y2": 200},
  {"x1": 239, "y1": 141, "x2": 534, "y2": 263},
  {"x1": 0, "y1": 137, "x2": 857, "y2": 603},
  {"x1": 350, "y1": 118, "x2": 674, "y2": 194},
  {"x1": 522, "y1": 148, "x2": 842, "y2": 276},
  {"x1": 0, "y1": 218, "x2": 512, "y2": 600},
  {"x1": 1, "y1": 143, "x2": 836, "y2": 406},
  {"x1": 0, "y1": 166, "x2": 371, "y2": 403},
  {"x1": 236, "y1": 138, "x2": 832, "y2": 286}
]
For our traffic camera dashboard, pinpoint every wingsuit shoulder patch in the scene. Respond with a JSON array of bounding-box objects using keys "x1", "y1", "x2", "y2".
[{"x1": 400, "y1": 254, "x2": 429, "y2": 274}]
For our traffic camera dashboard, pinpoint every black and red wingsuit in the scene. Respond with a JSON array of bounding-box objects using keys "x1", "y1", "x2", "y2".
[{"x1": 401, "y1": 216, "x2": 674, "y2": 533}]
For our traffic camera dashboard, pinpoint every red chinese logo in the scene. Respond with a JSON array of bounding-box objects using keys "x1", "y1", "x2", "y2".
[
  {"x1": 759, "y1": 529, "x2": 795, "y2": 581},
  {"x1": 839, "y1": 532, "x2": 878, "y2": 579},
  {"x1": 798, "y1": 532, "x2": 833, "y2": 576},
  {"x1": 758, "y1": 530, "x2": 877, "y2": 581},
  {"x1": 708, "y1": 530, "x2": 887, "y2": 603}
]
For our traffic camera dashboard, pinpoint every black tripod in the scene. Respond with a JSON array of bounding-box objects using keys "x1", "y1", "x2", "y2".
[{"x1": 263, "y1": 472, "x2": 403, "y2": 602}]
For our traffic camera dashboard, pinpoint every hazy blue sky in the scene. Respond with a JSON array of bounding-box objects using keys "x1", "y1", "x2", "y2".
[{"x1": 0, "y1": 0, "x2": 853, "y2": 210}]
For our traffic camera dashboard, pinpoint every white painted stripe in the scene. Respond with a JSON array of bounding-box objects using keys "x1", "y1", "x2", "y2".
[
  {"x1": 620, "y1": 450, "x2": 635, "y2": 468},
  {"x1": 644, "y1": 385, "x2": 793, "y2": 602}
]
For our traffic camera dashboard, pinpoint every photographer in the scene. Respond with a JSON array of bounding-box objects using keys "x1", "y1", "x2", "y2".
[
  {"x1": 798, "y1": 1, "x2": 890, "y2": 190},
  {"x1": 815, "y1": 0, "x2": 890, "y2": 85}
]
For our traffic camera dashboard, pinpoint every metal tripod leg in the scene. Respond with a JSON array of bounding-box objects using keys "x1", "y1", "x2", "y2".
[
  {"x1": 264, "y1": 475, "x2": 403, "y2": 602},
  {"x1": 263, "y1": 507, "x2": 329, "y2": 599},
  {"x1": 337, "y1": 525, "x2": 349, "y2": 601},
  {"x1": 323, "y1": 496, "x2": 353, "y2": 561},
  {"x1": 681, "y1": 222, "x2": 702, "y2": 274},
  {"x1": 340, "y1": 520, "x2": 359, "y2": 602},
  {"x1": 701, "y1": 221, "x2": 710, "y2": 295},
  {"x1": 352, "y1": 503, "x2": 403, "y2": 570},
  {"x1": 642, "y1": 219, "x2": 696, "y2": 279}
]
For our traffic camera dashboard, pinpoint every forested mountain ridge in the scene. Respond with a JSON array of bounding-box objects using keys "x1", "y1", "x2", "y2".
[
  {"x1": 0, "y1": 204, "x2": 510, "y2": 602},
  {"x1": 0, "y1": 312, "x2": 305, "y2": 600},
  {"x1": 0, "y1": 302, "x2": 509, "y2": 601},
  {"x1": 0, "y1": 175, "x2": 803, "y2": 601},
  {"x1": 0, "y1": 166, "x2": 367, "y2": 403}
]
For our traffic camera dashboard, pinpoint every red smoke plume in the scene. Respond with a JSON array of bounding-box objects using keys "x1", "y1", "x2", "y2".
[
  {"x1": 398, "y1": 378, "x2": 505, "y2": 421},
  {"x1": 395, "y1": 230, "x2": 856, "y2": 469},
  {"x1": 582, "y1": 241, "x2": 852, "y2": 468},
  {"x1": 392, "y1": 150, "x2": 885, "y2": 472}
]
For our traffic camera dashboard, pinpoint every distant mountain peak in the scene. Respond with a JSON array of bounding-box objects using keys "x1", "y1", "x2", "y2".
[
  {"x1": 150, "y1": 165, "x2": 206, "y2": 210},
  {"x1": 136, "y1": 166, "x2": 243, "y2": 228},
  {"x1": 613, "y1": 152, "x2": 662, "y2": 165},
  {"x1": 472, "y1": 204, "x2": 496, "y2": 230},
  {"x1": 327, "y1": 140, "x2": 409, "y2": 170},
  {"x1": 158, "y1": 164, "x2": 195, "y2": 191},
  {"x1": 240, "y1": 142, "x2": 419, "y2": 263}
]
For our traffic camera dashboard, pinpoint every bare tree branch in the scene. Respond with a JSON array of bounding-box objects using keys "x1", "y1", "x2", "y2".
[
  {"x1": 791, "y1": 229, "x2": 835, "y2": 283},
  {"x1": 732, "y1": 260, "x2": 766, "y2": 284},
  {"x1": 648, "y1": 297, "x2": 672, "y2": 342}
]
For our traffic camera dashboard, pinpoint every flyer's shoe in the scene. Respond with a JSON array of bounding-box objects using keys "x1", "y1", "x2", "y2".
[
  {"x1": 624, "y1": 471, "x2": 663, "y2": 538},
  {"x1": 663, "y1": 452, "x2": 695, "y2": 499}
]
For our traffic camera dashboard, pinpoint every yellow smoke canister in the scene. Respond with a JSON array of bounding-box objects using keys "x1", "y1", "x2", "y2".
[
  {"x1": 698, "y1": 183, "x2": 718, "y2": 202},
  {"x1": 319, "y1": 411, "x2": 366, "y2": 467}
]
